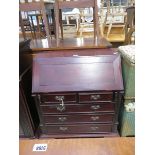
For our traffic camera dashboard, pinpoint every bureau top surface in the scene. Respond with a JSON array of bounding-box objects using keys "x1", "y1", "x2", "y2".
[{"x1": 32, "y1": 55, "x2": 123, "y2": 93}]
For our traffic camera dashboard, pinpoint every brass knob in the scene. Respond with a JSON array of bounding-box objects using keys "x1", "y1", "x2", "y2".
[
  {"x1": 91, "y1": 116, "x2": 99, "y2": 121},
  {"x1": 91, "y1": 105, "x2": 100, "y2": 110},
  {"x1": 59, "y1": 127, "x2": 68, "y2": 131},
  {"x1": 91, "y1": 126, "x2": 99, "y2": 131},
  {"x1": 56, "y1": 96, "x2": 65, "y2": 112},
  {"x1": 58, "y1": 117, "x2": 67, "y2": 122},
  {"x1": 55, "y1": 96, "x2": 64, "y2": 101},
  {"x1": 90, "y1": 95, "x2": 100, "y2": 100}
]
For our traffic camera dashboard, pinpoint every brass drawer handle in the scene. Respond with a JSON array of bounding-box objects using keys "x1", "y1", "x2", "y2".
[
  {"x1": 58, "y1": 117, "x2": 67, "y2": 122},
  {"x1": 56, "y1": 96, "x2": 65, "y2": 112},
  {"x1": 91, "y1": 105, "x2": 100, "y2": 110},
  {"x1": 91, "y1": 126, "x2": 99, "y2": 131},
  {"x1": 91, "y1": 116, "x2": 99, "y2": 121},
  {"x1": 55, "y1": 96, "x2": 64, "y2": 101},
  {"x1": 90, "y1": 95, "x2": 100, "y2": 100},
  {"x1": 56, "y1": 105, "x2": 66, "y2": 112},
  {"x1": 59, "y1": 127, "x2": 68, "y2": 131}
]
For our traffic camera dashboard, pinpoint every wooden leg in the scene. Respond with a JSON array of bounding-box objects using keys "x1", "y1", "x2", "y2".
[
  {"x1": 93, "y1": 7, "x2": 96, "y2": 39},
  {"x1": 46, "y1": 13, "x2": 51, "y2": 36},
  {"x1": 59, "y1": 9, "x2": 63, "y2": 39},
  {"x1": 51, "y1": 9, "x2": 56, "y2": 37},
  {"x1": 77, "y1": 16, "x2": 80, "y2": 35},
  {"x1": 107, "y1": 16, "x2": 114, "y2": 38},
  {"x1": 41, "y1": 4, "x2": 51, "y2": 40},
  {"x1": 19, "y1": 11, "x2": 26, "y2": 40},
  {"x1": 80, "y1": 24, "x2": 84, "y2": 37},
  {"x1": 54, "y1": 3, "x2": 59, "y2": 46},
  {"x1": 29, "y1": 19, "x2": 34, "y2": 39},
  {"x1": 40, "y1": 16, "x2": 45, "y2": 37},
  {"x1": 76, "y1": 16, "x2": 79, "y2": 32},
  {"x1": 102, "y1": 13, "x2": 107, "y2": 36},
  {"x1": 30, "y1": 16, "x2": 36, "y2": 39},
  {"x1": 94, "y1": 5, "x2": 99, "y2": 39},
  {"x1": 36, "y1": 15, "x2": 41, "y2": 39}
]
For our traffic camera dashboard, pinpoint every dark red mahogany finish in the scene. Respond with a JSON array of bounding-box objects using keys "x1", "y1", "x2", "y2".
[{"x1": 32, "y1": 54, "x2": 124, "y2": 138}]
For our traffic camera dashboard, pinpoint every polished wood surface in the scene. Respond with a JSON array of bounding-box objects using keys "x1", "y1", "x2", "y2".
[
  {"x1": 32, "y1": 55, "x2": 123, "y2": 93},
  {"x1": 32, "y1": 54, "x2": 123, "y2": 138},
  {"x1": 29, "y1": 37, "x2": 112, "y2": 51},
  {"x1": 31, "y1": 48, "x2": 117, "y2": 57},
  {"x1": 19, "y1": 137, "x2": 135, "y2": 155}
]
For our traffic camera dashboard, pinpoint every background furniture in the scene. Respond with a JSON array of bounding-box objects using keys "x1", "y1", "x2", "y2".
[
  {"x1": 77, "y1": 8, "x2": 94, "y2": 37},
  {"x1": 118, "y1": 45, "x2": 135, "y2": 136},
  {"x1": 100, "y1": 0, "x2": 126, "y2": 38},
  {"x1": 124, "y1": 6, "x2": 135, "y2": 45},
  {"x1": 19, "y1": 18, "x2": 34, "y2": 39},
  {"x1": 119, "y1": 100, "x2": 135, "y2": 136},
  {"x1": 32, "y1": 54, "x2": 124, "y2": 138},
  {"x1": 54, "y1": 0, "x2": 100, "y2": 45},
  {"x1": 19, "y1": 0, "x2": 54, "y2": 40},
  {"x1": 19, "y1": 39, "x2": 39, "y2": 138}
]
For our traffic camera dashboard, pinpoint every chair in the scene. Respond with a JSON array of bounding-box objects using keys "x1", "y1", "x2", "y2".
[
  {"x1": 124, "y1": 6, "x2": 135, "y2": 44},
  {"x1": 100, "y1": 0, "x2": 126, "y2": 38},
  {"x1": 19, "y1": 0, "x2": 54, "y2": 40},
  {"x1": 54, "y1": 0, "x2": 99, "y2": 44},
  {"x1": 19, "y1": 18, "x2": 34, "y2": 39},
  {"x1": 77, "y1": 8, "x2": 94, "y2": 37}
]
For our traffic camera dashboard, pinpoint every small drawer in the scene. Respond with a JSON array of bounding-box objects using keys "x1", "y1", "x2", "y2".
[
  {"x1": 79, "y1": 92, "x2": 113, "y2": 103},
  {"x1": 45, "y1": 124, "x2": 113, "y2": 134},
  {"x1": 39, "y1": 93, "x2": 77, "y2": 104},
  {"x1": 40, "y1": 103, "x2": 115, "y2": 114},
  {"x1": 43, "y1": 113, "x2": 114, "y2": 124}
]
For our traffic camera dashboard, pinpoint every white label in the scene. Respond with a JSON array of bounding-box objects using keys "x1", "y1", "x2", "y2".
[{"x1": 33, "y1": 144, "x2": 48, "y2": 152}]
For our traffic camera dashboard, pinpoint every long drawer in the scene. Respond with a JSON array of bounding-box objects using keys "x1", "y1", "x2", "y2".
[
  {"x1": 45, "y1": 124, "x2": 113, "y2": 134},
  {"x1": 43, "y1": 113, "x2": 115, "y2": 124},
  {"x1": 40, "y1": 103, "x2": 115, "y2": 114}
]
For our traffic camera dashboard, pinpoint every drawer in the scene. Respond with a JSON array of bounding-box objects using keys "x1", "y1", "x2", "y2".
[
  {"x1": 40, "y1": 103, "x2": 115, "y2": 114},
  {"x1": 43, "y1": 113, "x2": 115, "y2": 124},
  {"x1": 79, "y1": 92, "x2": 113, "y2": 103},
  {"x1": 45, "y1": 124, "x2": 113, "y2": 134},
  {"x1": 39, "y1": 93, "x2": 77, "y2": 104}
]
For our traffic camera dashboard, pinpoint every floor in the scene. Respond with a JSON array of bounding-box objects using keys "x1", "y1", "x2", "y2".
[{"x1": 19, "y1": 137, "x2": 135, "y2": 155}]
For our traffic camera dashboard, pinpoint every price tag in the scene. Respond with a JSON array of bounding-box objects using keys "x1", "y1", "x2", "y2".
[{"x1": 33, "y1": 144, "x2": 48, "y2": 152}]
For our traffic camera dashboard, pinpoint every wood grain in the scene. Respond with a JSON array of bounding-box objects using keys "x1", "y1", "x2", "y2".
[
  {"x1": 29, "y1": 37, "x2": 112, "y2": 51},
  {"x1": 32, "y1": 55, "x2": 123, "y2": 93},
  {"x1": 19, "y1": 137, "x2": 135, "y2": 155}
]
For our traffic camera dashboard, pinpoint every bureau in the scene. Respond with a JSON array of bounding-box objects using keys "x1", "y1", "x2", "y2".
[{"x1": 32, "y1": 54, "x2": 124, "y2": 138}]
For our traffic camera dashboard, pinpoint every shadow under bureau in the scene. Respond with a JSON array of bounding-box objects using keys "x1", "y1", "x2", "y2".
[{"x1": 32, "y1": 54, "x2": 124, "y2": 138}]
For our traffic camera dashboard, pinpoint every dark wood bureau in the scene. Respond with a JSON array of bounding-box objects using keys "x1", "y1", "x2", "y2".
[{"x1": 32, "y1": 54, "x2": 124, "y2": 138}]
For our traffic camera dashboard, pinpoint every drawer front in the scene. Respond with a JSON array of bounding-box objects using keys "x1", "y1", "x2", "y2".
[
  {"x1": 45, "y1": 124, "x2": 113, "y2": 134},
  {"x1": 40, "y1": 93, "x2": 77, "y2": 104},
  {"x1": 43, "y1": 113, "x2": 114, "y2": 124},
  {"x1": 40, "y1": 103, "x2": 115, "y2": 114},
  {"x1": 79, "y1": 92, "x2": 113, "y2": 103}
]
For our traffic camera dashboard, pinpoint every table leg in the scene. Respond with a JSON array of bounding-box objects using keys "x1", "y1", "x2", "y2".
[
  {"x1": 30, "y1": 16, "x2": 36, "y2": 39},
  {"x1": 19, "y1": 11, "x2": 26, "y2": 40},
  {"x1": 59, "y1": 9, "x2": 63, "y2": 39},
  {"x1": 36, "y1": 15, "x2": 41, "y2": 39},
  {"x1": 41, "y1": 3, "x2": 51, "y2": 40}
]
